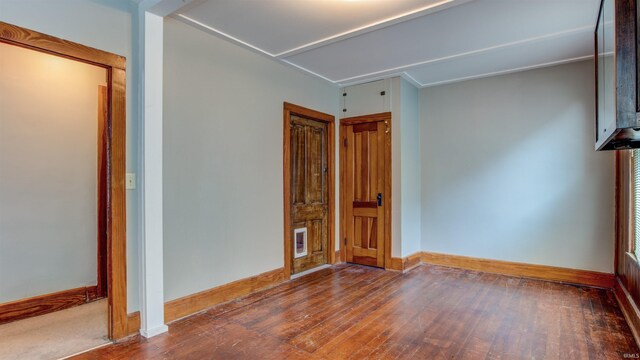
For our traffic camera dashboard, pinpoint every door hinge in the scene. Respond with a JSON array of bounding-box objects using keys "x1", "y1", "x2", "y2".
[
  {"x1": 344, "y1": 238, "x2": 347, "y2": 245},
  {"x1": 343, "y1": 138, "x2": 347, "y2": 147}
]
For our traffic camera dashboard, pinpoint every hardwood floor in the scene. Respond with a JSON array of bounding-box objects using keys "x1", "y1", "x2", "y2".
[{"x1": 73, "y1": 264, "x2": 638, "y2": 359}]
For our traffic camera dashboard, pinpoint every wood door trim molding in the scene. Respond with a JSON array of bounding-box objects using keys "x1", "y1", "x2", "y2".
[
  {"x1": 284, "y1": 102, "x2": 334, "y2": 123},
  {"x1": 0, "y1": 21, "x2": 126, "y2": 70},
  {"x1": 614, "y1": 149, "x2": 640, "y2": 344},
  {"x1": 97, "y1": 85, "x2": 108, "y2": 299},
  {"x1": 283, "y1": 102, "x2": 336, "y2": 279},
  {"x1": 341, "y1": 112, "x2": 392, "y2": 126},
  {"x1": 340, "y1": 112, "x2": 392, "y2": 268},
  {"x1": 0, "y1": 21, "x2": 128, "y2": 339},
  {"x1": 0, "y1": 286, "x2": 99, "y2": 325},
  {"x1": 615, "y1": 277, "x2": 640, "y2": 347},
  {"x1": 420, "y1": 251, "x2": 615, "y2": 288}
]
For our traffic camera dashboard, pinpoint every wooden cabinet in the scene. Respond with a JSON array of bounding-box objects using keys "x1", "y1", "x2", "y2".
[{"x1": 595, "y1": 0, "x2": 640, "y2": 150}]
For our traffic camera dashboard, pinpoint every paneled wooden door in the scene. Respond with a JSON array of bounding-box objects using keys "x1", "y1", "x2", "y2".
[
  {"x1": 284, "y1": 103, "x2": 335, "y2": 277},
  {"x1": 341, "y1": 113, "x2": 391, "y2": 268},
  {"x1": 290, "y1": 116, "x2": 329, "y2": 274}
]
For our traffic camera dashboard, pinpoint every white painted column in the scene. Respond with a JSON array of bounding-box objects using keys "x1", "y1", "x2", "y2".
[
  {"x1": 138, "y1": 10, "x2": 168, "y2": 338},
  {"x1": 137, "y1": 0, "x2": 194, "y2": 339}
]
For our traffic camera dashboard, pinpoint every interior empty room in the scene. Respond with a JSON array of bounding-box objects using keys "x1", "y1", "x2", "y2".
[{"x1": 1, "y1": 0, "x2": 639, "y2": 359}]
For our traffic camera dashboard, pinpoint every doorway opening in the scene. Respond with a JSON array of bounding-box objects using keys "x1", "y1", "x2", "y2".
[
  {"x1": 283, "y1": 103, "x2": 336, "y2": 278},
  {"x1": 0, "y1": 21, "x2": 127, "y2": 343},
  {"x1": 340, "y1": 112, "x2": 392, "y2": 269}
]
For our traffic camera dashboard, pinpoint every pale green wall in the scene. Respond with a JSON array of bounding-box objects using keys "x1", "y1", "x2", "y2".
[
  {"x1": 162, "y1": 18, "x2": 339, "y2": 302},
  {"x1": 420, "y1": 60, "x2": 615, "y2": 272}
]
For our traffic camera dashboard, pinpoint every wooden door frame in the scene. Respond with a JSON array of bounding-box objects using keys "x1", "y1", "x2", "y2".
[
  {"x1": 340, "y1": 112, "x2": 392, "y2": 269},
  {"x1": 283, "y1": 102, "x2": 336, "y2": 278},
  {"x1": 0, "y1": 21, "x2": 128, "y2": 340}
]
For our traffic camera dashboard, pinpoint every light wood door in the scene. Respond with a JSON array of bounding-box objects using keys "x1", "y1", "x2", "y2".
[
  {"x1": 344, "y1": 120, "x2": 387, "y2": 268},
  {"x1": 290, "y1": 115, "x2": 329, "y2": 274}
]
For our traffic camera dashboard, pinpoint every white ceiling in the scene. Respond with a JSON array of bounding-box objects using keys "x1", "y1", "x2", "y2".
[{"x1": 174, "y1": 0, "x2": 601, "y2": 88}]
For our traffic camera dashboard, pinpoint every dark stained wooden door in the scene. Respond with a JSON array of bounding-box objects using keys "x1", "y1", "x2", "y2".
[
  {"x1": 344, "y1": 120, "x2": 386, "y2": 268},
  {"x1": 290, "y1": 115, "x2": 329, "y2": 274}
]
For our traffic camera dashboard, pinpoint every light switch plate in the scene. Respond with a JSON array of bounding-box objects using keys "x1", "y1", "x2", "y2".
[{"x1": 126, "y1": 173, "x2": 136, "y2": 190}]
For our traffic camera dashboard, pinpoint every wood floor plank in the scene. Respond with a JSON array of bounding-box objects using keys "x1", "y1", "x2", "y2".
[{"x1": 72, "y1": 264, "x2": 639, "y2": 359}]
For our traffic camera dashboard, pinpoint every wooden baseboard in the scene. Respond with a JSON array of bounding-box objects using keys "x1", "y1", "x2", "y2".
[
  {"x1": 387, "y1": 252, "x2": 422, "y2": 272},
  {"x1": 164, "y1": 267, "x2": 286, "y2": 323},
  {"x1": 0, "y1": 285, "x2": 99, "y2": 325},
  {"x1": 614, "y1": 278, "x2": 640, "y2": 347},
  {"x1": 125, "y1": 266, "x2": 318, "y2": 335},
  {"x1": 127, "y1": 311, "x2": 141, "y2": 336},
  {"x1": 334, "y1": 250, "x2": 342, "y2": 264},
  {"x1": 420, "y1": 252, "x2": 615, "y2": 288},
  {"x1": 387, "y1": 257, "x2": 403, "y2": 271},
  {"x1": 404, "y1": 252, "x2": 421, "y2": 272}
]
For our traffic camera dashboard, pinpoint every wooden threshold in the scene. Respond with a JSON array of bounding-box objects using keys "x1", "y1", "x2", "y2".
[
  {"x1": 420, "y1": 251, "x2": 615, "y2": 289},
  {"x1": 0, "y1": 286, "x2": 99, "y2": 325}
]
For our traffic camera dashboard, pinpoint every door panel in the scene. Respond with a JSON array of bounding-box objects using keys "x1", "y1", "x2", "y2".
[
  {"x1": 344, "y1": 120, "x2": 386, "y2": 268},
  {"x1": 290, "y1": 115, "x2": 329, "y2": 274}
]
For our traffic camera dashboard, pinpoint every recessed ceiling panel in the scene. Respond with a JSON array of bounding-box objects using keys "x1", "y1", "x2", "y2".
[
  {"x1": 406, "y1": 29, "x2": 592, "y2": 86},
  {"x1": 179, "y1": 0, "x2": 450, "y2": 55},
  {"x1": 175, "y1": 0, "x2": 601, "y2": 87},
  {"x1": 283, "y1": 0, "x2": 599, "y2": 82}
]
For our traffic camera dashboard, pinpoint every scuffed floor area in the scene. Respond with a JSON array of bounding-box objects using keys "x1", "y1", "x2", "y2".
[{"x1": 73, "y1": 265, "x2": 637, "y2": 359}]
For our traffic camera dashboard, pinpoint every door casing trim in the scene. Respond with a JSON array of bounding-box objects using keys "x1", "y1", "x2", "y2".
[
  {"x1": 0, "y1": 21, "x2": 128, "y2": 339},
  {"x1": 340, "y1": 112, "x2": 392, "y2": 269},
  {"x1": 283, "y1": 102, "x2": 336, "y2": 279}
]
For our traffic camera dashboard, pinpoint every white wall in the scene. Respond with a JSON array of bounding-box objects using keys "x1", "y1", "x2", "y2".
[
  {"x1": 0, "y1": 44, "x2": 106, "y2": 302},
  {"x1": 0, "y1": 0, "x2": 140, "y2": 310},
  {"x1": 399, "y1": 78, "x2": 421, "y2": 257},
  {"x1": 391, "y1": 79, "x2": 402, "y2": 257},
  {"x1": 163, "y1": 18, "x2": 339, "y2": 302},
  {"x1": 420, "y1": 60, "x2": 615, "y2": 273}
]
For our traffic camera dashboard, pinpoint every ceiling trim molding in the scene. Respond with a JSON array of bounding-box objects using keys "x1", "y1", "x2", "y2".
[
  {"x1": 142, "y1": 0, "x2": 195, "y2": 16},
  {"x1": 175, "y1": 14, "x2": 276, "y2": 57},
  {"x1": 333, "y1": 24, "x2": 594, "y2": 84},
  {"x1": 280, "y1": 59, "x2": 335, "y2": 83},
  {"x1": 173, "y1": 14, "x2": 339, "y2": 86},
  {"x1": 418, "y1": 55, "x2": 593, "y2": 88},
  {"x1": 336, "y1": 70, "x2": 421, "y2": 88},
  {"x1": 273, "y1": 0, "x2": 471, "y2": 59},
  {"x1": 401, "y1": 72, "x2": 423, "y2": 88}
]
